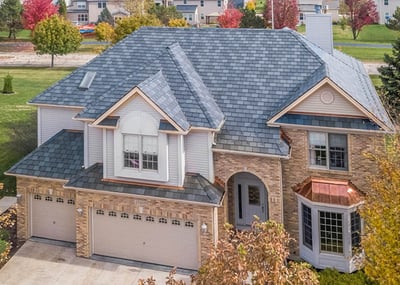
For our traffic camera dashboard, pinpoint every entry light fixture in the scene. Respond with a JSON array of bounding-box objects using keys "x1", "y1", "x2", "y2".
[
  {"x1": 201, "y1": 222, "x2": 207, "y2": 234},
  {"x1": 16, "y1": 193, "x2": 22, "y2": 201},
  {"x1": 76, "y1": 208, "x2": 83, "y2": 216}
]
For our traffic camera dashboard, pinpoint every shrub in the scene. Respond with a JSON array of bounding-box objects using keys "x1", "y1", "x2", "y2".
[
  {"x1": 0, "y1": 229, "x2": 10, "y2": 241},
  {"x1": 0, "y1": 239, "x2": 11, "y2": 266},
  {"x1": 319, "y1": 268, "x2": 377, "y2": 285},
  {"x1": 2, "y1": 73, "x2": 14, "y2": 94}
]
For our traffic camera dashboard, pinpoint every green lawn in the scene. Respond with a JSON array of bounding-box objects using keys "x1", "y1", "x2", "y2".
[
  {"x1": 0, "y1": 67, "x2": 74, "y2": 194},
  {"x1": 335, "y1": 46, "x2": 392, "y2": 62},
  {"x1": 0, "y1": 30, "x2": 31, "y2": 41},
  {"x1": 370, "y1": 75, "x2": 383, "y2": 88}
]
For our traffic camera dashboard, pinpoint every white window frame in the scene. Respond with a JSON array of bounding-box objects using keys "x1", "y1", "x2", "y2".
[
  {"x1": 78, "y1": 14, "x2": 88, "y2": 22},
  {"x1": 297, "y1": 196, "x2": 363, "y2": 272},
  {"x1": 217, "y1": 0, "x2": 221, "y2": 6},
  {"x1": 123, "y1": 134, "x2": 158, "y2": 171},
  {"x1": 114, "y1": 111, "x2": 168, "y2": 182},
  {"x1": 308, "y1": 132, "x2": 348, "y2": 171},
  {"x1": 77, "y1": 1, "x2": 86, "y2": 9}
]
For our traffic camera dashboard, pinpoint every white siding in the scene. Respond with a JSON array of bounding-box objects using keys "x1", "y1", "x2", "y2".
[
  {"x1": 106, "y1": 129, "x2": 114, "y2": 178},
  {"x1": 292, "y1": 85, "x2": 366, "y2": 117},
  {"x1": 185, "y1": 131, "x2": 212, "y2": 180},
  {"x1": 168, "y1": 135, "x2": 179, "y2": 186},
  {"x1": 113, "y1": 95, "x2": 162, "y2": 120},
  {"x1": 88, "y1": 126, "x2": 103, "y2": 166},
  {"x1": 38, "y1": 106, "x2": 84, "y2": 145}
]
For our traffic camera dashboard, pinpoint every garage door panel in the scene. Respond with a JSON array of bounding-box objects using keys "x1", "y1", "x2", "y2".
[
  {"x1": 93, "y1": 210, "x2": 198, "y2": 269},
  {"x1": 31, "y1": 195, "x2": 76, "y2": 243}
]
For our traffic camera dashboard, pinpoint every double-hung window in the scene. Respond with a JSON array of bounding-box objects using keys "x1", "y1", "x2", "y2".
[
  {"x1": 123, "y1": 134, "x2": 158, "y2": 171},
  {"x1": 98, "y1": 1, "x2": 106, "y2": 8},
  {"x1": 302, "y1": 204, "x2": 313, "y2": 250},
  {"x1": 309, "y1": 132, "x2": 348, "y2": 170}
]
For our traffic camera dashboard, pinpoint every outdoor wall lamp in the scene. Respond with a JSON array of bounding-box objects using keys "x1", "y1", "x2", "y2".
[
  {"x1": 48, "y1": 188, "x2": 53, "y2": 195},
  {"x1": 76, "y1": 208, "x2": 83, "y2": 216},
  {"x1": 16, "y1": 193, "x2": 22, "y2": 201},
  {"x1": 201, "y1": 222, "x2": 207, "y2": 234}
]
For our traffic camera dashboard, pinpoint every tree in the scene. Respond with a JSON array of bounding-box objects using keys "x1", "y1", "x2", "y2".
[
  {"x1": 386, "y1": 6, "x2": 400, "y2": 30},
  {"x1": 149, "y1": 5, "x2": 183, "y2": 26},
  {"x1": 124, "y1": 0, "x2": 153, "y2": 16},
  {"x1": 343, "y1": 0, "x2": 378, "y2": 40},
  {"x1": 2, "y1": 73, "x2": 14, "y2": 94},
  {"x1": 0, "y1": 0, "x2": 23, "y2": 39},
  {"x1": 95, "y1": 22, "x2": 115, "y2": 42},
  {"x1": 359, "y1": 135, "x2": 400, "y2": 284},
  {"x1": 194, "y1": 219, "x2": 319, "y2": 285},
  {"x1": 217, "y1": 7, "x2": 243, "y2": 28},
  {"x1": 378, "y1": 37, "x2": 400, "y2": 120},
  {"x1": 98, "y1": 7, "x2": 114, "y2": 26},
  {"x1": 22, "y1": 0, "x2": 58, "y2": 30},
  {"x1": 57, "y1": 0, "x2": 67, "y2": 18},
  {"x1": 240, "y1": 7, "x2": 264, "y2": 28},
  {"x1": 113, "y1": 14, "x2": 161, "y2": 43},
  {"x1": 32, "y1": 15, "x2": 82, "y2": 67},
  {"x1": 263, "y1": 0, "x2": 299, "y2": 29},
  {"x1": 168, "y1": 18, "x2": 188, "y2": 27}
]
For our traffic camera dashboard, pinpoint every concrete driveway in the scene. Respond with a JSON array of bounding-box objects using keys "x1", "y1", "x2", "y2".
[{"x1": 0, "y1": 240, "x2": 193, "y2": 285}]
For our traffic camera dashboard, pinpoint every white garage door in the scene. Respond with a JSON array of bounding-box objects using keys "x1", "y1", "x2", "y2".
[
  {"x1": 31, "y1": 194, "x2": 76, "y2": 242},
  {"x1": 92, "y1": 209, "x2": 199, "y2": 270}
]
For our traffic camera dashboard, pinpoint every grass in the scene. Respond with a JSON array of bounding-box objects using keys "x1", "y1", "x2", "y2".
[
  {"x1": 335, "y1": 46, "x2": 392, "y2": 62},
  {"x1": 370, "y1": 75, "x2": 383, "y2": 88},
  {"x1": 0, "y1": 30, "x2": 31, "y2": 41},
  {"x1": 0, "y1": 67, "x2": 75, "y2": 193}
]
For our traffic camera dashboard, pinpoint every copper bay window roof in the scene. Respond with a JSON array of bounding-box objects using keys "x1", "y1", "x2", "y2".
[{"x1": 293, "y1": 177, "x2": 364, "y2": 206}]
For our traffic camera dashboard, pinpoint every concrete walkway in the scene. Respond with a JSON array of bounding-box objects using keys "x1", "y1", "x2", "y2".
[
  {"x1": 0, "y1": 196, "x2": 16, "y2": 215},
  {"x1": 0, "y1": 52, "x2": 96, "y2": 67},
  {"x1": 0, "y1": 240, "x2": 193, "y2": 285}
]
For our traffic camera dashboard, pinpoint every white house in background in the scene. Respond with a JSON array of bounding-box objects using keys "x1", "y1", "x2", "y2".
[
  {"x1": 176, "y1": 5, "x2": 199, "y2": 25},
  {"x1": 298, "y1": 0, "x2": 340, "y2": 24},
  {"x1": 374, "y1": 0, "x2": 400, "y2": 24},
  {"x1": 173, "y1": 0, "x2": 227, "y2": 24}
]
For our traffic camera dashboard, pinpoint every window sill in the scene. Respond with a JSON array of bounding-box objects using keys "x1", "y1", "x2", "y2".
[{"x1": 308, "y1": 166, "x2": 351, "y2": 176}]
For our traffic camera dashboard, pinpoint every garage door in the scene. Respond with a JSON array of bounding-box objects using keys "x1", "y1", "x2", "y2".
[
  {"x1": 92, "y1": 209, "x2": 199, "y2": 270},
  {"x1": 31, "y1": 194, "x2": 76, "y2": 242}
]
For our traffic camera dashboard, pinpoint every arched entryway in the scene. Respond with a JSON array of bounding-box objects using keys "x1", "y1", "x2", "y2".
[{"x1": 227, "y1": 172, "x2": 268, "y2": 228}]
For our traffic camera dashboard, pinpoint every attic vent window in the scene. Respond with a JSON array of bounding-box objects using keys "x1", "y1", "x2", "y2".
[{"x1": 79, "y1": 71, "x2": 96, "y2": 90}]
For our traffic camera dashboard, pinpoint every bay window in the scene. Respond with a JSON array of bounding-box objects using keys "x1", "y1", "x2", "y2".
[
  {"x1": 309, "y1": 132, "x2": 348, "y2": 170},
  {"x1": 319, "y1": 211, "x2": 343, "y2": 254}
]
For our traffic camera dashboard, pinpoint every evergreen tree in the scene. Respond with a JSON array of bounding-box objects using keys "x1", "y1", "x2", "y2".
[
  {"x1": 239, "y1": 7, "x2": 264, "y2": 28},
  {"x1": 0, "y1": 0, "x2": 23, "y2": 39},
  {"x1": 2, "y1": 73, "x2": 13, "y2": 94},
  {"x1": 98, "y1": 7, "x2": 114, "y2": 26},
  {"x1": 148, "y1": 5, "x2": 182, "y2": 26},
  {"x1": 386, "y1": 6, "x2": 400, "y2": 30},
  {"x1": 57, "y1": 0, "x2": 67, "y2": 18},
  {"x1": 378, "y1": 37, "x2": 400, "y2": 120}
]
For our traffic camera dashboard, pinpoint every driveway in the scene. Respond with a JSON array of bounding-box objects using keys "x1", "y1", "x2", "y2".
[{"x1": 0, "y1": 239, "x2": 193, "y2": 285}]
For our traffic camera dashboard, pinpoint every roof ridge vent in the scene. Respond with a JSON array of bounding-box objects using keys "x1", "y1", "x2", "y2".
[{"x1": 79, "y1": 71, "x2": 96, "y2": 90}]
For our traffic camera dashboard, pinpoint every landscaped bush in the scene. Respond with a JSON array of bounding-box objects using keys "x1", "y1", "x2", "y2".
[
  {"x1": 0, "y1": 239, "x2": 11, "y2": 266},
  {"x1": 319, "y1": 268, "x2": 377, "y2": 285},
  {"x1": 2, "y1": 73, "x2": 14, "y2": 94},
  {"x1": 0, "y1": 228, "x2": 10, "y2": 241}
]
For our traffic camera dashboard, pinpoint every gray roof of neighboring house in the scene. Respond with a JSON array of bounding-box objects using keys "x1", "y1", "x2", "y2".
[
  {"x1": 176, "y1": 5, "x2": 198, "y2": 13},
  {"x1": 29, "y1": 28, "x2": 393, "y2": 157},
  {"x1": 65, "y1": 163, "x2": 224, "y2": 205},
  {"x1": 6, "y1": 130, "x2": 84, "y2": 180}
]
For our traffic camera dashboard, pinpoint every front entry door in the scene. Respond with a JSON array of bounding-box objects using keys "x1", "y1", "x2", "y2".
[{"x1": 235, "y1": 174, "x2": 267, "y2": 227}]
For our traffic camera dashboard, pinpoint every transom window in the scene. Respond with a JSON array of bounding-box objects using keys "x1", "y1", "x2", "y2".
[
  {"x1": 109, "y1": 211, "x2": 117, "y2": 217},
  {"x1": 56, "y1": 197, "x2": 64, "y2": 203},
  {"x1": 172, "y1": 219, "x2": 180, "y2": 226},
  {"x1": 96, "y1": 209, "x2": 104, "y2": 215},
  {"x1": 34, "y1": 194, "x2": 41, "y2": 200},
  {"x1": 309, "y1": 132, "x2": 348, "y2": 170},
  {"x1": 45, "y1": 196, "x2": 53, "y2": 202},
  {"x1": 67, "y1": 199, "x2": 75, "y2": 205},
  {"x1": 123, "y1": 134, "x2": 158, "y2": 171},
  {"x1": 302, "y1": 204, "x2": 313, "y2": 250},
  {"x1": 319, "y1": 211, "x2": 343, "y2": 254},
  {"x1": 121, "y1": 213, "x2": 129, "y2": 219},
  {"x1": 133, "y1": 214, "x2": 142, "y2": 220}
]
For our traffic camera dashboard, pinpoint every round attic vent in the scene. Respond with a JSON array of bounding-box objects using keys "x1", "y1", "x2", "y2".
[{"x1": 320, "y1": 90, "x2": 335, "y2": 104}]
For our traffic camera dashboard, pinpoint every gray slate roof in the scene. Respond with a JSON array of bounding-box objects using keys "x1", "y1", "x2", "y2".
[
  {"x1": 30, "y1": 28, "x2": 392, "y2": 156},
  {"x1": 65, "y1": 163, "x2": 224, "y2": 205},
  {"x1": 6, "y1": 130, "x2": 84, "y2": 180}
]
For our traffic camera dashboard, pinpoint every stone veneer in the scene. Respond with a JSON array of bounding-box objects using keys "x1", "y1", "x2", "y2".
[
  {"x1": 213, "y1": 152, "x2": 284, "y2": 227},
  {"x1": 280, "y1": 127, "x2": 384, "y2": 254},
  {"x1": 15, "y1": 177, "x2": 216, "y2": 266}
]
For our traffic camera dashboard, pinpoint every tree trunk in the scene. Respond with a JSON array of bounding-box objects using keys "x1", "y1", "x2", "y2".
[{"x1": 51, "y1": 54, "x2": 54, "y2": 68}]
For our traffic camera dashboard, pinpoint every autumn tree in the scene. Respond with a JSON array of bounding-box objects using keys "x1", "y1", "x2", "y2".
[
  {"x1": 378, "y1": 37, "x2": 400, "y2": 120},
  {"x1": 95, "y1": 21, "x2": 115, "y2": 42},
  {"x1": 113, "y1": 14, "x2": 161, "y2": 43},
  {"x1": 168, "y1": 18, "x2": 188, "y2": 27},
  {"x1": 124, "y1": 0, "x2": 153, "y2": 16},
  {"x1": 0, "y1": 0, "x2": 23, "y2": 39},
  {"x1": 194, "y1": 219, "x2": 319, "y2": 285},
  {"x1": 386, "y1": 6, "x2": 400, "y2": 30},
  {"x1": 32, "y1": 15, "x2": 82, "y2": 67},
  {"x1": 360, "y1": 135, "x2": 400, "y2": 284},
  {"x1": 263, "y1": 0, "x2": 299, "y2": 29},
  {"x1": 22, "y1": 0, "x2": 58, "y2": 30},
  {"x1": 343, "y1": 0, "x2": 378, "y2": 40},
  {"x1": 217, "y1": 7, "x2": 243, "y2": 28},
  {"x1": 149, "y1": 5, "x2": 183, "y2": 26}
]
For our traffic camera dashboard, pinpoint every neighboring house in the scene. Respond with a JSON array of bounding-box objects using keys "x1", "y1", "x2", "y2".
[
  {"x1": 67, "y1": 0, "x2": 129, "y2": 25},
  {"x1": 374, "y1": 0, "x2": 399, "y2": 24},
  {"x1": 6, "y1": 15, "x2": 393, "y2": 273},
  {"x1": 176, "y1": 4, "x2": 199, "y2": 25},
  {"x1": 299, "y1": 0, "x2": 340, "y2": 24},
  {"x1": 173, "y1": 0, "x2": 227, "y2": 24}
]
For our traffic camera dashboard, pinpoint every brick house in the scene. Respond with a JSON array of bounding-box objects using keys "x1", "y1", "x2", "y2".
[{"x1": 6, "y1": 15, "x2": 393, "y2": 273}]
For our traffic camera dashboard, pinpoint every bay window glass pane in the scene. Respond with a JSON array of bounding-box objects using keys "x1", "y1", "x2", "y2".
[
  {"x1": 309, "y1": 132, "x2": 327, "y2": 166},
  {"x1": 302, "y1": 204, "x2": 313, "y2": 250},
  {"x1": 319, "y1": 211, "x2": 343, "y2": 254},
  {"x1": 351, "y1": 211, "x2": 361, "y2": 250},
  {"x1": 124, "y1": 135, "x2": 139, "y2": 152},
  {"x1": 328, "y1": 134, "x2": 347, "y2": 170},
  {"x1": 142, "y1": 136, "x2": 157, "y2": 154}
]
